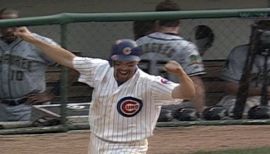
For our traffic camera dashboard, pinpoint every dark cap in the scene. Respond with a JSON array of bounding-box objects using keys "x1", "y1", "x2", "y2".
[{"x1": 110, "y1": 39, "x2": 142, "y2": 62}]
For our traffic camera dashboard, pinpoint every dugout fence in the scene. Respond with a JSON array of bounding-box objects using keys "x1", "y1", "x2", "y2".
[{"x1": 1, "y1": 8, "x2": 270, "y2": 134}]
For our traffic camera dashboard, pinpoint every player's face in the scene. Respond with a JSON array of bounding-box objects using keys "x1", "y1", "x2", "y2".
[
  {"x1": 113, "y1": 60, "x2": 139, "y2": 83},
  {"x1": 0, "y1": 13, "x2": 18, "y2": 44}
]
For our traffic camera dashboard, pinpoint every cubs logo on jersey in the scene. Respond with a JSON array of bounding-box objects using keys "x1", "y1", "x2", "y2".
[{"x1": 117, "y1": 97, "x2": 143, "y2": 117}]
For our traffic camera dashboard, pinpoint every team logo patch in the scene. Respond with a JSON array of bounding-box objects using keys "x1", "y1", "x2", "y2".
[
  {"x1": 189, "y1": 55, "x2": 202, "y2": 64},
  {"x1": 161, "y1": 78, "x2": 169, "y2": 84},
  {"x1": 117, "y1": 97, "x2": 143, "y2": 117},
  {"x1": 122, "y1": 47, "x2": 132, "y2": 55}
]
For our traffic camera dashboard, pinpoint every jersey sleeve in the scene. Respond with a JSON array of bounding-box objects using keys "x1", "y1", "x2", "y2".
[
  {"x1": 135, "y1": 36, "x2": 145, "y2": 45},
  {"x1": 221, "y1": 46, "x2": 247, "y2": 83},
  {"x1": 150, "y1": 76, "x2": 183, "y2": 105},
  {"x1": 172, "y1": 42, "x2": 205, "y2": 76},
  {"x1": 33, "y1": 33, "x2": 59, "y2": 65},
  {"x1": 72, "y1": 56, "x2": 109, "y2": 87}
]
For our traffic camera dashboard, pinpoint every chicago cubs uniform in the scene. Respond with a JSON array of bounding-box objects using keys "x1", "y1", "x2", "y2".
[
  {"x1": 73, "y1": 57, "x2": 182, "y2": 153},
  {"x1": 218, "y1": 44, "x2": 270, "y2": 116},
  {"x1": 14, "y1": 28, "x2": 194, "y2": 154},
  {"x1": 0, "y1": 34, "x2": 57, "y2": 121}
]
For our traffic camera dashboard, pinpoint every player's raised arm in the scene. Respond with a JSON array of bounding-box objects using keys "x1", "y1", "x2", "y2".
[
  {"x1": 14, "y1": 27, "x2": 76, "y2": 69},
  {"x1": 164, "y1": 60, "x2": 196, "y2": 100}
]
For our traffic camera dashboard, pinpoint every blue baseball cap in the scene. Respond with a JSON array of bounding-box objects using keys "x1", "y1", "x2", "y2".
[{"x1": 110, "y1": 39, "x2": 142, "y2": 62}]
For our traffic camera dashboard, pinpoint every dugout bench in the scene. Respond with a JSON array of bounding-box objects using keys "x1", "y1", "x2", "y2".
[
  {"x1": 45, "y1": 59, "x2": 226, "y2": 106},
  {"x1": 45, "y1": 65, "x2": 93, "y2": 103},
  {"x1": 202, "y1": 60, "x2": 226, "y2": 106},
  {"x1": 31, "y1": 59, "x2": 226, "y2": 125},
  {"x1": 5, "y1": 59, "x2": 270, "y2": 135}
]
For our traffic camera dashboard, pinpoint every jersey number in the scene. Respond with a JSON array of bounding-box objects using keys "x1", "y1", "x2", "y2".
[
  {"x1": 10, "y1": 70, "x2": 24, "y2": 81},
  {"x1": 139, "y1": 60, "x2": 169, "y2": 78}
]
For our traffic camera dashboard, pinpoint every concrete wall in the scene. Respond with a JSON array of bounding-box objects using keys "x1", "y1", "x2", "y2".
[
  {"x1": 1, "y1": 0, "x2": 269, "y2": 59},
  {"x1": 2, "y1": 0, "x2": 269, "y2": 16}
]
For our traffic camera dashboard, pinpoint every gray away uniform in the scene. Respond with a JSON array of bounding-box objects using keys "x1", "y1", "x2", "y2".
[
  {"x1": 0, "y1": 33, "x2": 57, "y2": 121},
  {"x1": 136, "y1": 32, "x2": 205, "y2": 109},
  {"x1": 218, "y1": 44, "x2": 270, "y2": 117}
]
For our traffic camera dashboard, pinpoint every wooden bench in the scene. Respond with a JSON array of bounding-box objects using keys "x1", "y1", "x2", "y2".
[
  {"x1": 45, "y1": 60, "x2": 226, "y2": 105},
  {"x1": 202, "y1": 60, "x2": 226, "y2": 106},
  {"x1": 46, "y1": 65, "x2": 93, "y2": 103}
]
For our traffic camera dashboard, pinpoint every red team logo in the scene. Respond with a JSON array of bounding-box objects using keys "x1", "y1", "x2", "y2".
[
  {"x1": 117, "y1": 97, "x2": 143, "y2": 117},
  {"x1": 160, "y1": 78, "x2": 169, "y2": 84},
  {"x1": 122, "y1": 47, "x2": 132, "y2": 55}
]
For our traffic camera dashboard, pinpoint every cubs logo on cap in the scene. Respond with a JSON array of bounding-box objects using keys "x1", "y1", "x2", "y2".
[
  {"x1": 110, "y1": 39, "x2": 142, "y2": 62},
  {"x1": 122, "y1": 47, "x2": 132, "y2": 55}
]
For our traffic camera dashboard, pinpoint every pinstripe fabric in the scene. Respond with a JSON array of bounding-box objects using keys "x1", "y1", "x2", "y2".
[
  {"x1": 73, "y1": 57, "x2": 182, "y2": 153},
  {"x1": 89, "y1": 133, "x2": 148, "y2": 154}
]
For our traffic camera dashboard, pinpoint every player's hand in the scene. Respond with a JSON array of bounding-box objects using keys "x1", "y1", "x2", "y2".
[
  {"x1": 25, "y1": 91, "x2": 55, "y2": 105},
  {"x1": 14, "y1": 27, "x2": 36, "y2": 43},
  {"x1": 164, "y1": 60, "x2": 185, "y2": 75}
]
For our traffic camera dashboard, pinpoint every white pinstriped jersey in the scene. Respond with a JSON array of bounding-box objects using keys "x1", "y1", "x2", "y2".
[
  {"x1": 136, "y1": 32, "x2": 205, "y2": 82},
  {"x1": 73, "y1": 57, "x2": 182, "y2": 142}
]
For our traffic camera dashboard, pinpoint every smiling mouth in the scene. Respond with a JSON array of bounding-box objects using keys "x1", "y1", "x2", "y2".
[
  {"x1": 116, "y1": 71, "x2": 130, "y2": 82},
  {"x1": 119, "y1": 70, "x2": 128, "y2": 75}
]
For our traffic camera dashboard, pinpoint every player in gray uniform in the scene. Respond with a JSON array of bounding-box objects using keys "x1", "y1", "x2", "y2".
[
  {"x1": 0, "y1": 8, "x2": 58, "y2": 121},
  {"x1": 136, "y1": 0, "x2": 206, "y2": 117},
  {"x1": 218, "y1": 21, "x2": 270, "y2": 117}
]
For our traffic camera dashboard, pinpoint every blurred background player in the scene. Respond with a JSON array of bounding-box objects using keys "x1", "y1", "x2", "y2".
[
  {"x1": 136, "y1": 0, "x2": 206, "y2": 119},
  {"x1": 190, "y1": 24, "x2": 215, "y2": 56},
  {"x1": 217, "y1": 20, "x2": 270, "y2": 118},
  {"x1": 0, "y1": 8, "x2": 59, "y2": 121},
  {"x1": 15, "y1": 26, "x2": 195, "y2": 153}
]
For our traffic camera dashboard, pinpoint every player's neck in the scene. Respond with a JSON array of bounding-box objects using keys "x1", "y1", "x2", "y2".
[
  {"x1": 116, "y1": 80, "x2": 125, "y2": 86},
  {"x1": 158, "y1": 26, "x2": 179, "y2": 35}
]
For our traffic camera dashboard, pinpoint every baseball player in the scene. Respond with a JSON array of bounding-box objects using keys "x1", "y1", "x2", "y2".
[
  {"x1": 15, "y1": 27, "x2": 195, "y2": 154},
  {"x1": 217, "y1": 20, "x2": 270, "y2": 117},
  {"x1": 0, "y1": 8, "x2": 58, "y2": 121},
  {"x1": 136, "y1": 0, "x2": 206, "y2": 114}
]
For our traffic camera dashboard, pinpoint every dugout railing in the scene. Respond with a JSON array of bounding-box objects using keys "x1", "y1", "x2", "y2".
[{"x1": 1, "y1": 8, "x2": 270, "y2": 134}]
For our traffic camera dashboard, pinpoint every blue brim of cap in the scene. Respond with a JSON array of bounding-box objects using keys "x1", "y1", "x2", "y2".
[{"x1": 111, "y1": 55, "x2": 141, "y2": 61}]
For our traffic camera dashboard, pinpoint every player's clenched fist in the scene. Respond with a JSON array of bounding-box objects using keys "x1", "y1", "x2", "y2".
[
  {"x1": 14, "y1": 27, "x2": 36, "y2": 43},
  {"x1": 164, "y1": 60, "x2": 185, "y2": 75}
]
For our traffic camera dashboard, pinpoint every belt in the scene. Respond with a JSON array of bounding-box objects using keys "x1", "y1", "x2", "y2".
[{"x1": 0, "y1": 97, "x2": 28, "y2": 106}]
